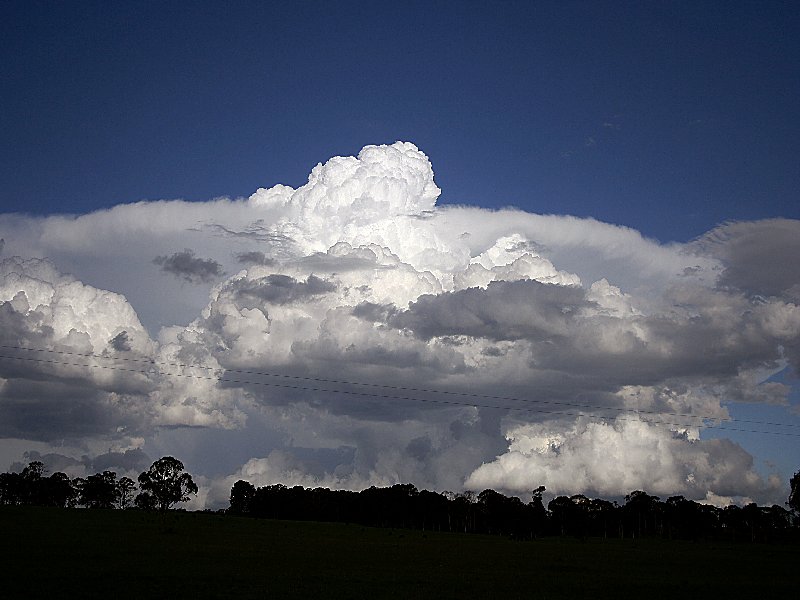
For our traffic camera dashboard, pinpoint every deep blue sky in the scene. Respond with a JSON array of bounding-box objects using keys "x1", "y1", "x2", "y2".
[{"x1": 1, "y1": 0, "x2": 798, "y2": 242}]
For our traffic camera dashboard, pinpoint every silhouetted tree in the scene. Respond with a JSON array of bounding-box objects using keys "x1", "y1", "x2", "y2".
[
  {"x1": 741, "y1": 502, "x2": 762, "y2": 542},
  {"x1": 116, "y1": 477, "x2": 137, "y2": 509},
  {"x1": 79, "y1": 471, "x2": 119, "y2": 508},
  {"x1": 450, "y1": 491, "x2": 477, "y2": 533},
  {"x1": 418, "y1": 489, "x2": 449, "y2": 531},
  {"x1": 229, "y1": 480, "x2": 256, "y2": 515},
  {"x1": 569, "y1": 494, "x2": 592, "y2": 538},
  {"x1": 623, "y1": 491, "x2": 662, "y2": 538},
  {"x1": 0, "y1": 471, "x2": 24, "y2": 505},
  {"x1": 762, "y1": 504, "x2": 792, "y2": 539},
  {"x1": 478, "y1": 488, "x2": 508, "y2": 534},
  {"x1": 21, "y1": 461, "x2": 45, "y2": 504},
  {"x1": 666, "y1": 496, "x2": 699, "y2": 539},
  {"x1": 587, "y1": 498, "x2": 617, "y2": 538},
  {"x1": 789, "y1": 470, "x2": 800, "y2": 514},
  {"x1": 528, "y1": 486, "x2": 547, "y2": 538},
  {"x1": 386, "y1": 483, "x2": 419, "y2": 528},
  {"x1": 0, "y1": 462, "x2": 79, "y2": 507},
  {"x1": 250, "y1": 483, "x2": 286, "y2": 519},
  {"x1": 134, "y1": 490, "x2": 157, "y2": 510},
  {"x1": 548, "y1": 496, "x2": 573, "y2": 536},
  {"x1": 22, "y1": 461, "x2": 45, "y2": 479},
  {"x1": 42, "y1": 472, "x2": 78, "y2": 508},
  {"x1": 136, "y1": 456, "x2": 198, "y2": 511},
  {"x1": 475, "y1": 489, "x2": 530, "y2": 537}
]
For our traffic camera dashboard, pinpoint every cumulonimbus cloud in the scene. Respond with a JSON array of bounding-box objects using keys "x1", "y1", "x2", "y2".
[{"x1": 0, "y1": 142, "x2": 798, "y2": 506}]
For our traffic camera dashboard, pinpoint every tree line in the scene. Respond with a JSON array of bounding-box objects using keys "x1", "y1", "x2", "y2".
[
  {"x1": 4, "y1": 455, "x2": 798, "y2": 542},
  {"x1": 228, "y1": 472, "x2": 800, "y2": 542},
  {"x1": 0, "y1": 456, "x2": 197, "y2": 511}
]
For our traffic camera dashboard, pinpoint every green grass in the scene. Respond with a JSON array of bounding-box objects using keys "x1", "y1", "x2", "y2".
[{"x1": 1, "y1": 506, "x2": 796, "y2": 599}]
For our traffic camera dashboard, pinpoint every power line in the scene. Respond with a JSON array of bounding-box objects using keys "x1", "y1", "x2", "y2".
[
  {"x1": 0, "y1": 344, "x2": 793, "y2": 430},
  {"x1": 1, "y1": 343, "x2": 797, "y2": 430},
  {"x1": 1, "y1": 347, "x2": 799, "y2": 438}
]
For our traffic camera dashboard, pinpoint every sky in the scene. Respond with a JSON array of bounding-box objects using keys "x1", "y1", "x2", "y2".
[{"x1": 0, "y1": 1, "x2": 798, "y2": 508}]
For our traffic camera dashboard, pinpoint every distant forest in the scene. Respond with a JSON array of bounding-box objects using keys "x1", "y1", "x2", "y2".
[
  {"x1": 2, "y1": 458, "x2": 798, "y2": 543},
  {"x1": 228, "y1": 479, "x2": 800, "y2": 543}
]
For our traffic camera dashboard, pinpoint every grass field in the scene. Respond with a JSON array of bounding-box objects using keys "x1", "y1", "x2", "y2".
[{"x1": 1, "y1": 506, "x2": 796, "y2": 599}]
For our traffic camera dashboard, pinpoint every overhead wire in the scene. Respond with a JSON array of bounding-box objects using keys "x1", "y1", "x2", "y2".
[
  {"x1": 0, "y1": 344, "x2": 798, "y2": 438},
  {"x1": 1, "y1": 343, "x2": 797, "y2": 428}
]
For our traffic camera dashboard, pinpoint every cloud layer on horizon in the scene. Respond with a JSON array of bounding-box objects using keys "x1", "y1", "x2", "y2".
[{"x1": 1, "y1": 142, "x2": 798, "y2": 507}]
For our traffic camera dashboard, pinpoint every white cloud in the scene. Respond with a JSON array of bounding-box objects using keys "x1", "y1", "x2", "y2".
[
  {"x1": 0, "y1": 142, "x2": 797, "y2": 506},
  {"x1": 465, "y1": 418, "x2": 781, "y2": 502}
]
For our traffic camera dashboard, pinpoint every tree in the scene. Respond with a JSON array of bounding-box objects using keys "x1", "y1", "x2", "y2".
[
  {"x1": 588, "y1": 498, "x2": 617, "y2": 539},
  {"x1": 548, "y1": 496, "x2": 573, "y2": 536},
  {"x1": 134, "y1": 490, "x2": 157, "y2": 510},
  {"x1": 229, "y1": 480, "x2": 256, "y2": 515},
  {"x1": 623, "y1": 490, "x2": 662, "y2": 538},
  {"x1": 789, "y1": 470, "x2": 799, "y2": 514},
  {"x1": 136, "y1": 456, "x2": 197, "y2": 511},
  {"x1": 0, "y1": 472, "x2": 24, "y2": 505},
  {"x1": 42, "y1": 472, "x2": 78, "y2": 508},
  {"x1": 528, "y1": 486, "x2": 547, "y2": 538},
  {"x1": 79, "y1": 471, "x2": 119, "y2": 508},
  {"x1": 21, "y1": 461, "x2": 45, "y2": 504},
  {"x1": 116, "y1": 477, "x2": 137, "y2": 509}
]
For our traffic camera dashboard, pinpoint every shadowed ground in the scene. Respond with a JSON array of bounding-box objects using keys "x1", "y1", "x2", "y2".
[{"x1": 1, "y1": 506, "x2": 796, "y2": 599}]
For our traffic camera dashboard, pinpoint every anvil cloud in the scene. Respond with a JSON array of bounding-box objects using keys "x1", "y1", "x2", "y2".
[{"x1": 1, "y1": 142, "x2": 798, "y2": 507}]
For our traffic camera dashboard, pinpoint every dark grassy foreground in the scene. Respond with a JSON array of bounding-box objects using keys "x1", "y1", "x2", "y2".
[{"x1": 1, "y1": 506, "x2": 796, "y2": 599}]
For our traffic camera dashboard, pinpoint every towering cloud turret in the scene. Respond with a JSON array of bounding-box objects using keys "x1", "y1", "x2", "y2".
[{"x1": 0, "y1": 142, "x2": 797, "y2": 507}]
